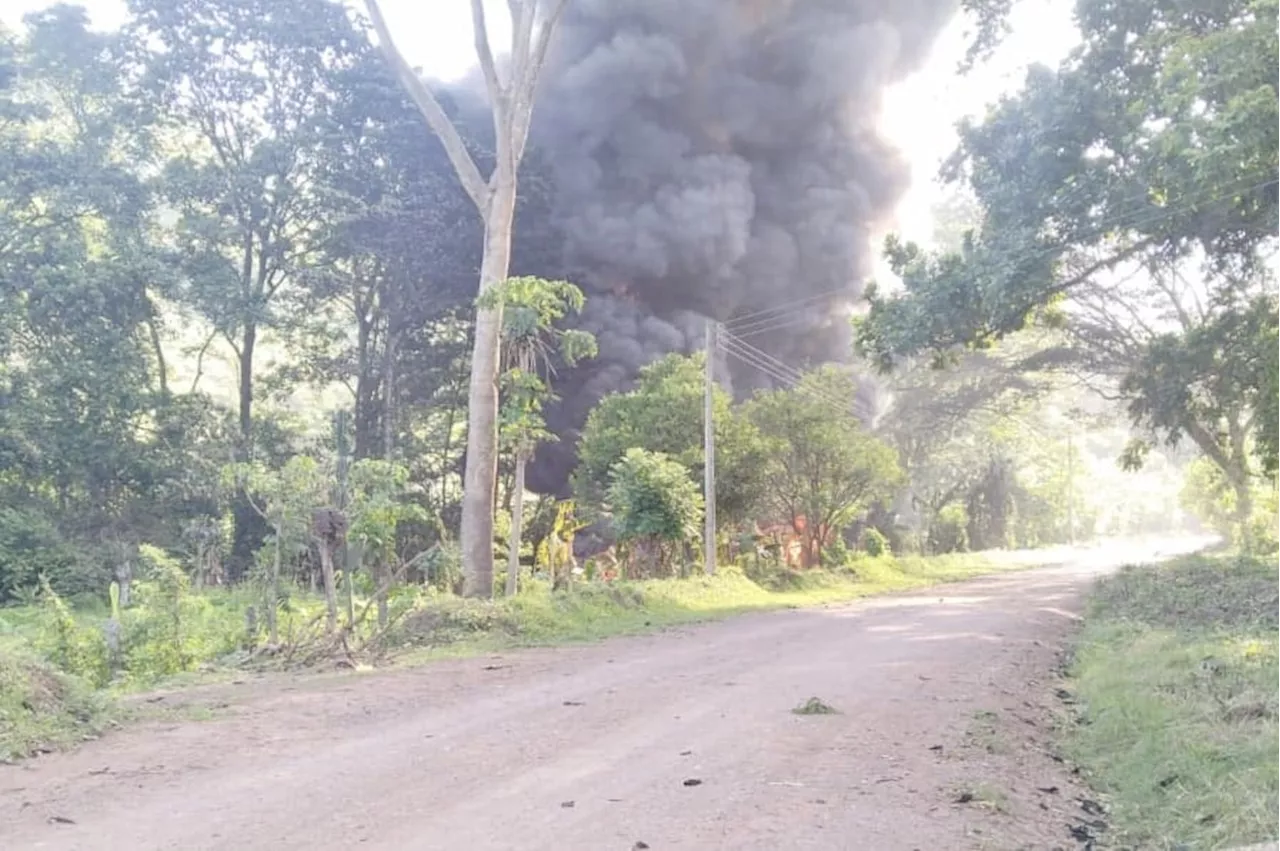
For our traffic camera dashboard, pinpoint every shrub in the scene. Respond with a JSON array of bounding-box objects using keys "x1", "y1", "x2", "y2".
[
  {"x1": 36, "y1": 580, "x2": 109, "y2": 687},
  {"x1": 928, "y1": 504, "x2": 969, "y2": 554},
  {"x1": 607, "y1": 449, "x2": 703, "y2": 577},
  {"x1": 859, "y1": 528, "x2": 890, "y2": 558},
  {"x1": 821, "y1": 535, "x2": 852, "y2": 568},
  {"x1": 0, "y1": 507, "x2": 96, "y2": 603},
  {"x1": 0, "y1": 647, "x2": 112, "y2": 760}
]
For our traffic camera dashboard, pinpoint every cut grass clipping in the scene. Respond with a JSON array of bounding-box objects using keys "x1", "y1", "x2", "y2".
[
  {"x1": 793, "y1": 696, "x2": 840, "y2": 715},
  {"x1": 0, "y1": 648, "x2": 114, "y2": 761},
  {"x1": 1061, "y1": 553, "x2": 1279, "y2": 850}
]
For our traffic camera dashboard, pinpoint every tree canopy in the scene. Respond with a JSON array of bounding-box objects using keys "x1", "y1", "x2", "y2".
[{"x1": 861, "y1": 0, "x2": 1276, "y2": 357}]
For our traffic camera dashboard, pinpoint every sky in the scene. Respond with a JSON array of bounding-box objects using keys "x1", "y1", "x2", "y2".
[{"x1": 4, "y1": 0, "x2": 1080, "y2": 244}]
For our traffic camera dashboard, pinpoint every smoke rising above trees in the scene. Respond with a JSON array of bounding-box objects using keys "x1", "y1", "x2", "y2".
[{"x1": 456, "y1": 0, "x2": 964, "y2": 493}]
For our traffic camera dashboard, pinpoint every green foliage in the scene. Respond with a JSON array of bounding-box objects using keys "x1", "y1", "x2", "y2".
[
  {"x1": 418, "y1": 541, "x2": 464, "y2": 593},
  {"x1": 223, "y1": 456, "x2": 329, "y2": 561},
  {"x1": 37, "y1": 580, "x2": 109, "y2": 687},
  {"x1": 574, "y1": 353, "x2": 769, "y2": 524},
  {"x1": 859, "y1": 528, "x2": 890, "y2": 558},
  {"x1": 607, "y1": 449, "x2": 703, "y2": 546},
  {"x1": 820, "y1": 536, "x2": 853, "y2": 569},
  {"x1": 1256, "y1": 310, "x2": 1280, "y2": 478},
  {"x1": 928, "y1": 504, "x2": 970, "y2": 554},
  {"x1": 746, "y1": 367, "x2": 903, "y2": 564},
  {"x1": 1, "y1": 8, "x2": 230, "y2": 598},
  {"x1": 0, "y1": 507, "x2": 90, "y2": 602},
  {"x1": 0, "y1": 647, "x2": 113, "y2": 761},
  {"x1": 121, "y1": 545, "x2": 193, "y2": 679},
  {"x1": 856, "y1": 0, "x2": 1278, "y2": 516},
  {"x1": 860, "y1": 0, "x2": 1278, "y2": 365},
  {"x1": 347, "y1": 460, "x2": 428, "y2": 569},
  {"x1": 1180, "y1": 457, "x2": 1278, "y2": 553},
  {"x1": 1181, "y1": 457, "x2": 1238, "y2": 538},
  {"x1": 481, "y1": 276, "x2": 597, "y2": 458}
]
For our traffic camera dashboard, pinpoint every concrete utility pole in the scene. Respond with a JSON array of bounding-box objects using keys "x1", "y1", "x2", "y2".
[{"x1": 704, "y1": 320, "x2": 717, "y2": 576}]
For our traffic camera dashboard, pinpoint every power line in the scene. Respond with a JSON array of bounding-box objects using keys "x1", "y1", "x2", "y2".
[
  {"x1": 716, "y1": 329, "x2": 871, "y2": 419},
  {"x1": 718, "y1": 328, "x2": 810, "y2": 383},
  {"x1": 717, "y1": 335, "x2": 816, "y2": 394},
  {"x1": 725, "y1": 288, "x2": 850, "y2": 330},
  {"x1": 728, "y1": 312, "x2": 828, "y2": 339},
  {"x1": 720, "y1": 175, "x2": 1279, "y2": 336}
]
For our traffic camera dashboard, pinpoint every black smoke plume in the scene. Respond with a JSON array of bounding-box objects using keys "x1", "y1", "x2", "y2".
[{"x1": 451, "y1": 0, "x2": 960, "y2": 494}]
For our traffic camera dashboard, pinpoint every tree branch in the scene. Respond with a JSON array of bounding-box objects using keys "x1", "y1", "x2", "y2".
[
  {"x1": 363, "y1": 0, "x2": 491, "y2": 212},
  {"x1": 471, "y1": 0, "x2": 506, "y2": 107},
  {"x1": 511, "y1": 0, "x2": 569, "y2": 159}
]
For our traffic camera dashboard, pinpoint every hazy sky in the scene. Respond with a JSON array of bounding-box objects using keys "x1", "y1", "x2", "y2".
[{"x1": 4, "y1": 0, "x2": 1079, "y2": 244}]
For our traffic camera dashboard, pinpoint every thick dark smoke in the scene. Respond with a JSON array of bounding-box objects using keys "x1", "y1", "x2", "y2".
[{"x1": 475, "y1": 0, "x2": 959, "y2": 494}]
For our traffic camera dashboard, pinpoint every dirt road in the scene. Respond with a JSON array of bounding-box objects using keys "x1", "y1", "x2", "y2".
[{"x1": 0, "y1": 543, "x2": 1196, "y2": 850}]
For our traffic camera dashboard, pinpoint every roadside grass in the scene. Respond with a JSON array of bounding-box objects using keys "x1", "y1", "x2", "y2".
[
  {"x1": 0, "y1": 647, "x2": 115, "y2": 761},
  {"x1": 392, "y1": 551, "x2": 1026, "y2": 658},
  {"x1": 1061, "y1": 553, "x2": 1279, "y2": 850}
]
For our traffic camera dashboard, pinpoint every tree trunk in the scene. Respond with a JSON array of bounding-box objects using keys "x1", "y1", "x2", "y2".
[
  {"x1": 268, "y1": 531, "x2": 280, "y2": 645},
  {"x1": 376, "y1": 557, "x2": 388, "y2": 630},
  {"x1": 238, "y1": 323, "x2": 256, "y2": 448},
  {"x1": 506, "y1": 453, "x2": 527, "y2": 597},
  {"x1": 230, "y1": 323, "x2": 260, "y2": 581},
  {"x1": 146, "y1": 315, "x2": 169, "y2": 398},
  {"x1": 460, "y1": 172, "x2": 517, "y2": 598},
  {"x1": 354, "y1": 311, "x2": 377, "y2": 460},
  {"x1": 318, "y1": 542, "x2": 338, "y2": 635},
  {"x1": 1232, "y1": 475, "x2": 1254, "y2": 543},
  {"x1": 383, "y1": 322, "x2": 397, "y2": 461},
  {"x1": 115, "y1": 557, "x2": 132, "y2": 608},
  {"x1": 346, "y1": 541, "x2": 360, "y2": 628}
]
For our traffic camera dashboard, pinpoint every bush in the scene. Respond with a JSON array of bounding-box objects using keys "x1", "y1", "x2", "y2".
[
  {"x1": 36, "y1": 580, "x2": 110, "y2": 687},
  {"x1": 0, "y1": 506, "x2": 96, "y2": 603},
  {"x1": 0, "y1": 647, "x2": 113, "y2": 760},
  {"x1": 821, "y1": 535, "x2": 853, "y2": 568},
  {"x1": 859, "y1": 528, "x2": 890, "y2": 558},
  {"x1": 928, "y1": 504, "x2": 969, "y2": 554},
  {"x1": 607, "y1": 449, "x2": 703, "y2": 577},
  {"x1": 419, "y1": 541, "x2": 463, "y2": 593}
]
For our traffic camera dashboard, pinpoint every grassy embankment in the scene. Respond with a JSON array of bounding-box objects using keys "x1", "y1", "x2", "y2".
[
  {"x1": 0, "y1": 550, "x2": 1032, "y2": 760},
  {"x1": 1061, "y1": 552, "x2": 1279, "y2": 849}
]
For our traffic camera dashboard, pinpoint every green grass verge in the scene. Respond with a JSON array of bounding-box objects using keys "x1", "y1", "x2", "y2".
[
  {"x1": 0, "y1": 647, "x2": 115, "y2": 761},
  {"x1": 1061, "y1": 553, "x2": 1279, "y2": 850},
  {"x1": 393, "y1": 552, "x2": 1019, "y2": 657}
]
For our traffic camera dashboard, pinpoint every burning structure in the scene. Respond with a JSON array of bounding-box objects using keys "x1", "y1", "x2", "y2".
[{"x1": 452, "y1": 0, "x2": 961, "y2": 494}]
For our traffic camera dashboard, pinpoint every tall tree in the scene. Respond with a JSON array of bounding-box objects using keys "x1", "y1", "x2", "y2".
[
  {"x1": 362, "y1": 0, "x2": 570, "y2": 597},
  {"x1": 308, "y1": 48, "x2": 479, "y2": 462},
  {"x1": 480, "y1": 276, "x2": 596, "y2": 596},
  {"x1": 745, "y1": 368, "x2": 903, "y2": 567},
  {"x1": 0, "y1": 7, "x2": 228, "y2": 597},
  {"x1": 1119, "y1": 287, "x2": 1278, "y2": 528},
  {"x1": 129, "y1": 0, "x2": 365, "y2": 577},
  {"x1": 859, "y1": 0, "x2": 1276, "y2": 356}
]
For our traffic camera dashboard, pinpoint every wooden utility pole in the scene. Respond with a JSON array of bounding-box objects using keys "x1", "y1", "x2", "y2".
[{"x1": 704, "y1": 320, "x2": 717, "y2": 575}]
